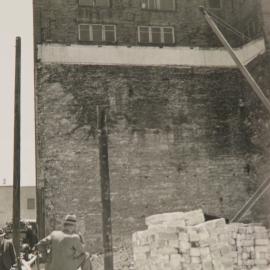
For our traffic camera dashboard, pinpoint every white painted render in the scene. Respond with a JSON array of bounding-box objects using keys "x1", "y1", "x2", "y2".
[{"x1": 38, "y1": 38, "x2": 265, "y2": 68}]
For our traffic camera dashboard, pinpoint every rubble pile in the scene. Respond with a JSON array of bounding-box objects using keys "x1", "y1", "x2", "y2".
[
  {"x1": 132, "y1": 210, "x2": 270, "y2": 270},
  {"x1": 227, "y1": 223, "x2": 270, "y2": 270}
]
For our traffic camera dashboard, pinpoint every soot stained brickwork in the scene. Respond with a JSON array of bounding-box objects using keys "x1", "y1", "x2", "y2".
[
  {"x1": 36, "y1": 64, "x2": 259, "y2": 251},
  {"x1": 242, "y1": 56, "x2": 270, "y2": 223}
]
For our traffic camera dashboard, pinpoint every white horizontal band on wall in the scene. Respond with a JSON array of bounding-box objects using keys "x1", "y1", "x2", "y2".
[{"x1": 38, "y1": 38, "x2": 265, "y2": 68}]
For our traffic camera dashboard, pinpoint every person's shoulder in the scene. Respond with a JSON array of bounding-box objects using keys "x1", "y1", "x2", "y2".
[
  {"x1": 71, "y1": 233, "x2": 81, "y2": 241},
  {"x1": 51, "y1": 230, "x2": 63, "y2": 234},
  {"x1": 48, "y1": 230, "x2": 65, "y2": 240},
  {"x1": 3, "y1": 238, "x2": 14, "y2": 247}
]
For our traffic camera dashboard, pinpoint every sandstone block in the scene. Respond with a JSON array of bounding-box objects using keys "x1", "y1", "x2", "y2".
[
  {"x1": 170, "y1": 254, "x2": 182, "y2": 267},
  {"x1": 255, "y1": 239, "x2": 269, "y2": 246},
  {"x1": 190, "y1": 248, "x2": 201, "y2": 257}
]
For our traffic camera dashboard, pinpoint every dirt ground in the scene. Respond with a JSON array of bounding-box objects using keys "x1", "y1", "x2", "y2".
[{"x1": 30, "y1": 246, "x2": 134, "y2": 270}]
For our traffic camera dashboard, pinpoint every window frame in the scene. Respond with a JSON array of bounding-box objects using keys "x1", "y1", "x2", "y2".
[
  {"x1": 78, "y1": 0, "x2": 110, "y2": 8},
  {"x1": 141, "y1": 0, "x2": 176, "y2": 11},
  {"x1": 78, "y1": 24, "x2": 117, "y2": 43},
  {"x1": 137, "y1": 25, "x2": 175, "y2": 45},
  {"x1": 208, "y1": 0, "x2": 222, "y2": 9}
]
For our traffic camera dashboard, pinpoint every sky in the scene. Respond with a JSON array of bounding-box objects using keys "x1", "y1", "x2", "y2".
[{"x1": 0, "y1": 1, "x2": 35, "y2": 186}]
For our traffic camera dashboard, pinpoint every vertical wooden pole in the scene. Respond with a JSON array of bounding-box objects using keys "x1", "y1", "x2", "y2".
[
  {"x1": 97, "y1": 106, "x2": 114, "y2": 270},
  {"x1": 13, "y1": 36, "x2": 22, "y2": 270},
  {"x1": 36, "y1": 187, "x2": 45, "y2": 240}
]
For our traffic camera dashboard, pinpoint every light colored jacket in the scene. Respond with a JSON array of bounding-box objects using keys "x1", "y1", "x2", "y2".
[{"x1": 37, "y1": 231, "x2": 86, "y2": 270}]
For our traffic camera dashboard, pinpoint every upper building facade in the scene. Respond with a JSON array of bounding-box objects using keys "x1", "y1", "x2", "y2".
[{"x1": 34, "y1": 0, "x2": 261, "y2": 48}]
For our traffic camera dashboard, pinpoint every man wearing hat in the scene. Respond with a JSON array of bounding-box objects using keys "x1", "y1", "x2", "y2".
[
  {"x1": 0, "y1": 228, "x2": 16, "y2": 270},
  {"x1": 36, "y1": 214, "x2": 92, "y2": 270}
]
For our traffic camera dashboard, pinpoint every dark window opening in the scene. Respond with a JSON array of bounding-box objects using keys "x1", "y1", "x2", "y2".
[
  {"x1": 139, "y1": 27, "x2": 151, "y2": 43},
  {"x1": 151, "y1": 27, "x2": 162, "y2": 43},
  {"x1": 141, "y1": 0, "x2": 175, "y2": 11},
  {"x1": 92, "y1": 25, "x2": 103, "y2": 41},
  {"x1": 160, "y1": 0, "x2": 175, "y2": 10},
  {"x1": 208, "y1": 0, "x2": 222, "y2": 9},
  {"x1": 138, "y1": 26, "x2": 175, "y2": 45},
  {"x1": 79, "y1": 24, "x2": 90, "y2": 41},
  {"x1": 163, "y1": 27, "x2": 174, "y2": 44},
  {"x1": 78, "y1": 7, "x2": 89, "y2": 19},
  {"x1": 79, "y1": 24, "x2": 116, "y2": 42},
  {"x1": 104, "y1": 25, "x2": 116, "y2": 42},
  {"x1": 27, "y1": 198, "x2": 35, "y2": 210}
]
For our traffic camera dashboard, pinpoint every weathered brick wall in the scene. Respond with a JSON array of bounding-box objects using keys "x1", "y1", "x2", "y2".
[
  {"x1": 36, "y1": 64, "x2": 262, "y2": 252},
  {"x1": 33, "y1": 0, "x2": 261, "y2": 47},
  {"x1": 242, "y1": 55, "x2": 270, "y2": 224},
  {"x1": 260, "y1": 0, "x2": 270, "y2": 53}
]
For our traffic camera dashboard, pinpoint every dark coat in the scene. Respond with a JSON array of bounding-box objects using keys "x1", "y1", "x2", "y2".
[{"x1": 0, "y1": 239, "x2": 16, "y2": 270}]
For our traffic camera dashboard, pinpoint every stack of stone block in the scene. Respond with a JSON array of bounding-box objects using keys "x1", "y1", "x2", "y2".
[
  {"x1": 145, "y1": 210, "x2": 205, "y2": 228},
  {"x1": 132, "y1": 210, "x2": 270, "y2": 270},
  {"x1": 227, "y1": 223, "x2": 270, "y2": 270},
  {"x1": 133, "y1": 209, "x2": 233, "y2": 270}
]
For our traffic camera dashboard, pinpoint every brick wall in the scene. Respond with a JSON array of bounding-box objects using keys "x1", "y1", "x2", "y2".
[
  {"x1": 35, "y1": 63, "x2": 262, "y2": 252},
  {"x1": 33, "y1": 0, "x2": 261, "y2": 47},
  {"x1": 242, "y1": 55, "x2": 270, "y2": 223}
]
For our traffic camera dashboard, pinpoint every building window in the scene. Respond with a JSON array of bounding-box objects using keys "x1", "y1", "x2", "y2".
[
  {"x1": 79, "y1": 24, "x2": 116, "y2": 42},
  {"x1": 78, "y1": 0, "x2": 110, "y2": 7},
  {"x1": 138, "y1": 26, "x2": 175, "y2": 45},
  {"x1": 27, "y1": 198, "x2": 35, "y2": 210},
  {"x1": 78, "y1": 7, "x2": 90, "y2": 19},
  {"x1": 208, "y1": 0, "x2": 222, "y2": 9},
  {"x1": 141, "y1": 0, "x2": 175, "y2": 11}
]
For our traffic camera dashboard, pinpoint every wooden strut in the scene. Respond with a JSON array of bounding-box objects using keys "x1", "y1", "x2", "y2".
[
  {"x1": 13, "y1": 36, "x2": 22, "y2": 270},
  {"x1": 230, "y1": 178, "x2": 270, "y2": 223},
  {"x1": 199, "y1": 7, "x2": 270, "y2": 222},
  {"x1": 199, "y1": 6, "x2": 270, "y2": 114}
]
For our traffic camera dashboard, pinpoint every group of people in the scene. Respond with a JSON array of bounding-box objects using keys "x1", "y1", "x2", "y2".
[{"x1": 0, "y1": 214, "x2": 92, "y2": 270}]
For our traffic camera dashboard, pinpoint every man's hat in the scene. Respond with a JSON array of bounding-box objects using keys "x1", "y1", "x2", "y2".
[
  {"x1": 0, "y1": 228, "x2": 6, "y2": 237},
  {"x1": 64, "y1": 214, "x2": 77, "y2": 226}
]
